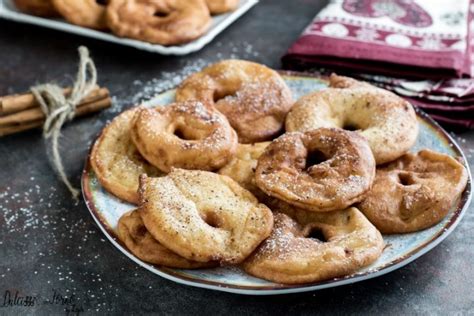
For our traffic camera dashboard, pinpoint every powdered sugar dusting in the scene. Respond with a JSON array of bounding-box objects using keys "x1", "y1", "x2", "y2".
[{"x1": 0, "y1": 177, "x2": 146, "y2": 313}]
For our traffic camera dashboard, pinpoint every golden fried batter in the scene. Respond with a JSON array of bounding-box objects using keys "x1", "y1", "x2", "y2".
[
  {"x1": 14, "y1": 0, "x2": 57, "y2": 16},
  {"x1": 256, "y1": 128, "x2": 376, "y2": 212},
  {"x1": 118, "y1": 209, "x2": 215, "y2": 268},
  {"x1": 243, "y1": 207, "x2": 384, "y2": 284},
  {"x1": 106, "y1": 0, "x2": 211, "y2": 45},
  {"x1": 286, "y1": 74, "x2": 418, "y2": 164},
  {"x1": 176, "y1": 60, "x2": 293, "y2": 143},
  {"x1": 131, "y1": 101, "x2": 238, "y2": 173},
  {"x1": 358, "y1": 149, "x2": 468, "y2": 233},
  {"x1": 205, "y1": 0, "x2": 239, "y2": 14},
  {"x1": 90, "y1": 108, "x2": 163, "y2": 204},
  {"x1": 139, "y1": 169, "x2": 273, "y2": 264},
  {"x1": 218, "y1": 142, "x2": 270, "y2": 199},
  {"x1": 52, "y1": 0, "x2": 108, "y2": 29}
]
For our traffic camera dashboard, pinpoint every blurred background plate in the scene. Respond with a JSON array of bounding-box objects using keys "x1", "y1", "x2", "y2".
[
  {"x1": 0, "y1": 0, "x2": 258, "y2": 55},
  {"x1": 82, "y1": 73, "x2": 472, "y2": 295}
]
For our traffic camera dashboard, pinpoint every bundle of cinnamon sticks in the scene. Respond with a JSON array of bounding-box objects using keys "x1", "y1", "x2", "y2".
[{"x1": 0, "y1": 85, "x2": 111, "y2": 137}]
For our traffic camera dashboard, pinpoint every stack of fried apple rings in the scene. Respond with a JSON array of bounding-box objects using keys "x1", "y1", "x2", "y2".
[
  {"x1": 13, "y1": 0, "x2": 241, "y2": 45},
  {"x1": 89, "y1": 60, "x2": 468, "y2": 284}
]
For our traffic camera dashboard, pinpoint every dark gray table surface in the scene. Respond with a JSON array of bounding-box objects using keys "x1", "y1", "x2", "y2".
[{"x1": 0, "y1": 0, "x2": 473, "y2": 315}]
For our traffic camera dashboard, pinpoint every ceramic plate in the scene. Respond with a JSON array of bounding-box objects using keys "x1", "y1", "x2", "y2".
[
  {"x1": 82, "y1": 73, "x2": 472, "y2": 295},
  {"x1": 0, "y1": 0, "x2": 258, "y2": 55}
]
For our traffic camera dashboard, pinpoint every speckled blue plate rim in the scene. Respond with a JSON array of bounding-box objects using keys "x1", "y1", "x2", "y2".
[{"x1": 81, "y1": 72, "x2": 472, "y2": 295}]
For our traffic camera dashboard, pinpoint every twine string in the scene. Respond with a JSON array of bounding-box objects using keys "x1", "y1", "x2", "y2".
[{"x1": 30, "y1": 46, "x2": 97, "y2": 199}]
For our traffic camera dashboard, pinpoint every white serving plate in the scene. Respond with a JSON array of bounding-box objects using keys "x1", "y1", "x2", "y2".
[{"x1": 0, "y1": 0, "x2": 258, "y2": 55}]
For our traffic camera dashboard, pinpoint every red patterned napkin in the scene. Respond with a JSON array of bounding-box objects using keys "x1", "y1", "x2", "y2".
[{"x1": 283, "y1": 0, "x2": 474, "y2": 130}]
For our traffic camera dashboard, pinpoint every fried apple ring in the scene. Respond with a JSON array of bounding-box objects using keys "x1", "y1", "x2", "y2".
[
  {"x1": 205, "y1": 0, "x2": 239, "y2": 14},
  {"x1": 52, "y1": 0, "x2": 108, "y2": 29},
  {"x1": 106, "y1": 0, "x2": 212, "y2": 46},
  {"x1": 139, "y1": 169, "x2": 274, "y2": 264},
  {"x1": 218, "y1": 142, "x2": 270, "y2": 199},
  {"x1": 255, "y1": 128, "x2": 376, "y2": 212},
  {"x1": 358, "y1": 149, "x2": 468, "y2": 234},
  {"x1": 243, "y1": 208, "x2": 384, "y2": 284},
  {"x1": 90, "y1": 108, "x2": 163, "y2": 204},
  {"x1": 131, "y1": 101, "x2": 237, "y2": 172},
  {"x1": 176, "y1": 60, "x2": 293, "y2": 143},
  {"x1": 285, "y1": 74, "x2": 418, "y2": 164},
  {"x1": 14, "y1": 0, "x2": 57, "y2": 16},
  {"x1": 118, "y1": 209, "x2": 215, "y2": 268}
]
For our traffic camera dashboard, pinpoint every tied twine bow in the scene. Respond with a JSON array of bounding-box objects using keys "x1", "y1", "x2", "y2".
[{"x1": 30, "y1": 46, "x2": 97, "y2": 199}]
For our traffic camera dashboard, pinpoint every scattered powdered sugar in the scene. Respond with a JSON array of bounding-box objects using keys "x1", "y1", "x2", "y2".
[
  {"x1": 0, "y1": 177, "x2": 144, "y2": 313},
  {"x1": 0, "y1": 41, "x2": 263, "y2": 313},
  {"x1": 173, "y1": 101, "x2": 219, "y2": 124},
  {"x1": 253, "y1": 215, "x2": 314, "y2": 262},
  {"x1": 467, "y1": 147, "x2": 474, "y2": 160},
  {"x1": 221, "y1": 81, "x2": 287, "y2": 114},
  {"x1": 128, "y1": 59, "x2": 208, "y2": 108},
  {"x1": 337, "y1": 175, "x2": 365, "y2": 196},
  {"x1": 1, "y1": 184, "x2": 63, "y2": 233}
]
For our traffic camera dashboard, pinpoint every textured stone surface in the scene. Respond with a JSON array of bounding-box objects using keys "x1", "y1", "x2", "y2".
[{"x1": 0, "y1": 0, "x2": 473, "y2": 314}]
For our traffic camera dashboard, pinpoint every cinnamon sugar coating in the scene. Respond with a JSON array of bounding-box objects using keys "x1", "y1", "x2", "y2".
[
  {"x1": 118, "y1": 209, "x2": 215, "y2": 268},
  {"x1": 131, "y1": 101, "x2": 238, "y2": 172},
  {"x1": 138, "y1": 169, "x2": 273, "y2": 264},
  {"x1": 90, "y1": 108, "x2": 163, "y2": 204},
  {"x1": 285, "y1": 74, "x2": 418, "y2": 164},
  {"x1": 358, "y1": 149, "x2": 468, "y2": 234},
  {"x1": 243, "y1": 208, "x2": 384, "y2": 284},
  {"x1": 176, "y1": 60, "x2": 293, "y2": 143},
  {"x1": 255, "y1": 128, "x2": 376, "y2": 212}
]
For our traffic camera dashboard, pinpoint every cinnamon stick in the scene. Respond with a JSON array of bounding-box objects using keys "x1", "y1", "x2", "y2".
[
  {"x1": 0, "y1": 85, "x2": 105, "y2": 116},
  {"x1": 0, "y1": 121, "x2": 43, "y2": 137},
  {"x1": 0, "y1": 91, "x2": 110, "y2": 126},
  {"x1": 0, "y1": 96, "x2": 111, "y2": 137}
]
